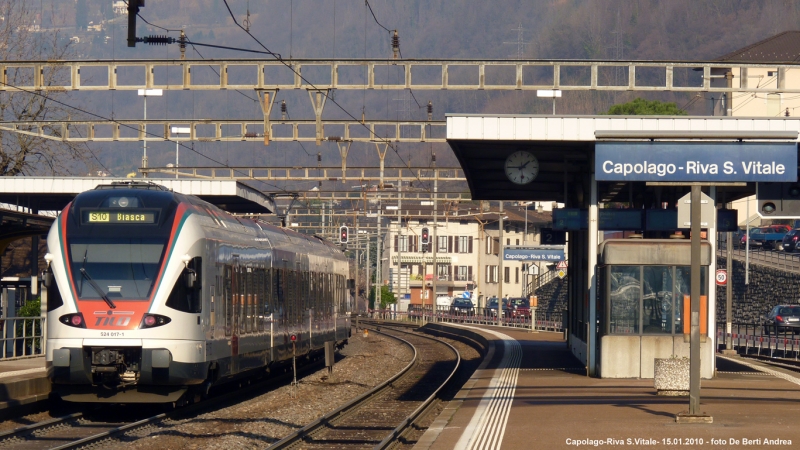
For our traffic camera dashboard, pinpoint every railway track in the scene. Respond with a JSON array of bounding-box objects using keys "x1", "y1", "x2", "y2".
[
  {"x1": 269, "y1": 325, "x2": 460, "y2": 450},
  {"x1": 0, "y1": 357, "x2": 325, "y2": 450}
]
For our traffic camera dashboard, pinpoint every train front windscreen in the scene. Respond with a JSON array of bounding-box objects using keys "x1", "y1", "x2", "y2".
[{"x1": 65, "y1": 188, "x2": 180, "y2": 302}]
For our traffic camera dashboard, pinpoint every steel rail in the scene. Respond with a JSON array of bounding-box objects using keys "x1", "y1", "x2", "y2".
[
  {"x1": 374, "y1": 326, "x2": 461, "y2": 450},
  {"x1": 267, "y1": 330, "x2": 418, "y2": 449},
  {"x1": 0, "y1": 358, "x2": 326, "y2": 449},
  {"x1": 268, "y1": 326, "x2": 459, "y2": 449}
]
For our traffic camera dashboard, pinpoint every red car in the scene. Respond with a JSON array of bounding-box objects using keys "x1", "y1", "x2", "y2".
[{"x1": 510, "y1": 297, "x2": 531, "y2": 318}]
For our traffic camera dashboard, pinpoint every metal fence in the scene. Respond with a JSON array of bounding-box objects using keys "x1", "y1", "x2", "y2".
[
  {"x1": 382, "y1": 307, "x2": 564, "y2": 332},
  {"x1": 716, "y1": 321, "x2": 800, "y2": 359},
  {"x1": 0, "y1": 316, "x2": 45, "y2": 359},
  {"x1": 716, "y1": 238, "x2": 800, "y2": 274}
]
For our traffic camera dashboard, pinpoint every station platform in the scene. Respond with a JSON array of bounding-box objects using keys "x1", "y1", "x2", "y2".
[
  {"x1": 0, "y1": 356, "x2": 49, "y2": 414},
  {"x1": 418, "y1": 324, "x2": 800, "y2": 449}
]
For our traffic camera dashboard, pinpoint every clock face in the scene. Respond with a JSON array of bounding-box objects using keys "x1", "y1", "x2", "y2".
[{"x1": 504, "y1": 151, "x2": 539, "y2": 185}]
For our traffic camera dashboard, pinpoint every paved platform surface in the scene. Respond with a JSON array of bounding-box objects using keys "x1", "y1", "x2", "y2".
[
  {"x1": 0, "y1": 356, "x2": 49, "y2": 412},
  {"x1": 418, "y1": 324, "x2": 800, "y2": 450}
]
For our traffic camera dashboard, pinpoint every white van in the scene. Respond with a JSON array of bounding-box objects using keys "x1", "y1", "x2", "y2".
[{"x1": 435, "y1": 295, "x2": 453, "y2": 309}]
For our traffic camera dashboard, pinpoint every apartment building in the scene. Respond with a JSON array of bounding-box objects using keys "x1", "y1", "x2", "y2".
[
  {"x1": 382, "y1": 205, "x2": 553, "y2": 308},
  {"x1": 711, "y1": 30, "x2": 800, "y2": 225}
]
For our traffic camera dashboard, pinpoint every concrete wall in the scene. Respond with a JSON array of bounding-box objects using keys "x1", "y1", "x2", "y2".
[{"x1": 600, "y1": 335, "x2": 713, "y2": 379}]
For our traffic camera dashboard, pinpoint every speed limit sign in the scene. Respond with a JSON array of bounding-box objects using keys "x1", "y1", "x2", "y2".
[{"x1": 715, "y1": 269, "x2": 727, "y2": 286}]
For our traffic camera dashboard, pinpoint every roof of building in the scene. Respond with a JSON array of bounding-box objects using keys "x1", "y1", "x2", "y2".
[
  {"x1": 716, "y1": 30, "x2": 800, "y2": 63},
  {"x1": 0, "y1": 178, "x2": 275, "y2": 214}
]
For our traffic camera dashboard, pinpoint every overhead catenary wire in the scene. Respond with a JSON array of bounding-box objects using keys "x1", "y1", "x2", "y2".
[
  {"x1": 0, "y1": 79, "x2": 295, "y2": 196},
  {"x1": 218, "y1": 0, "x2": 429, "y2": 190}
]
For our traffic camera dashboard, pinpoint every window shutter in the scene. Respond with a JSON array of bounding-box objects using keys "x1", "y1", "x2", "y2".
[
  {"x1": 448, "y1": 236, "x2": 453, "y2": 253},
  {"x1": 516, "y1": 267, "x2": 519, "y2": 284},
  {"x1": 468, "y1": 265, "x2": 473, "y2": 281},
  {"x1": 413, "y1": 236, "x2": 418, "y2": 252},
  {"x1": 394, "y1": 236, "x2": 398, "y2": 252},
  {"x1": 469, "y1": 236, "x2": 473, "y2": 253},
  {"x1": 493, "y1": 238, "x2": 500, "y2": 255},
  {"x1": 449, "y1": 265, "x2": 453, "y2": 280}
]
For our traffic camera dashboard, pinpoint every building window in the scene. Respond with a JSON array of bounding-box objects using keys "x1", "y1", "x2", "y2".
[
  {"x1": 438, "y1": 235, "x2": 448, "y2": 253},
  {"x1": 504, "y1": 267, "x2": 510, "y2": 283},
  {"x1": 515, "y1": 267, "x2": 519, "y2": 284},
  {"x1": 486, "y1": 265, "x2": 498, "y2": 283},
  {"x1": 516, "y1": 239, "x2": 520, "y2": 246},
  {"x1": 398, "y1": 236, "x2": 408, "y2": 252},
  {"x1": 506, "y1": 238, "x2": 510, "y2": 246},
  {"x1": 437, "y1": 264, "x2": 450, "y2": 281},
  {"x1": 457, "y1": 236, "x2": 471, "y2": 253},
  {"x1": 456, "y1": 265, "x2": 472, "y2": 281},
  {"x1": 486, "y1": 236, "x2": 493, "y2": 255}
]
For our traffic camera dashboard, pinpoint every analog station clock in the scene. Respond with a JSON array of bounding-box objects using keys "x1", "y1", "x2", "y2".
[{"x1": 504, "y1": 151, "x2": 539, "y2": 185}]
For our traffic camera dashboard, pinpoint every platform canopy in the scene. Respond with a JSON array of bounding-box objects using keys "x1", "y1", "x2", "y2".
[
  {"x1": 446, "y1": 115, "x2": 800, "y2": 205},
  {"x1": 0, "y1": 177, "x2": 275, "y2": 214}
]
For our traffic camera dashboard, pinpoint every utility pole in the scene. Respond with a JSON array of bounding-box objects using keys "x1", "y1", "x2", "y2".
[
  {"x1": 432, "y1": 153, "x2": 438, "y2": 322},
  {"x1": 366, "y1": 232, "x2": 371, "y2": 314},
  {"x1": 354, "y1": 213, "x2": 359, "y2": 313},
  {"x1": 376, "y1": 194, "x2": 382, "y2": 316},
  {"x1": 498, "y1": 201, "x2": 504, "y2": 326}
]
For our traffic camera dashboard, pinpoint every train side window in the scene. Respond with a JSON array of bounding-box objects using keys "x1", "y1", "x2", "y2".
[
  {"x1": 166, "y1": 257, "x2": 202, "y2": 314},
  {"x1": 47, "y1": 277, "x2": 64, "y2": 311},
  {"x1": 224, "y1": 265, "x2": 232, "y2": 336}
]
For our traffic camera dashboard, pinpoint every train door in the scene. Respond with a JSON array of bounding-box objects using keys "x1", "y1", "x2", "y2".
[{"x1": 231, "y1": 255, "x2": 240, "y2": 374}]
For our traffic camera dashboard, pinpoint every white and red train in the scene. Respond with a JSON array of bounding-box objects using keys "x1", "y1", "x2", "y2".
[{"x1": 44, "y1": 182, "x2": 351, "y2": 403}]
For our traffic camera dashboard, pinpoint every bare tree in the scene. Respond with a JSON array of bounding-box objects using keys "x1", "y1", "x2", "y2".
[{"x1": 0, "y1": 0, "x2": 95, "y2": 176}]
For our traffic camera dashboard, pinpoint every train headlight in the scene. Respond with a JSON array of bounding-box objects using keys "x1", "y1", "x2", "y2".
[
  {"x1": 140, "y1": 314, "x2": 171, "y2": 329},
  {"x1": 59, "y1": 313, "x2": 86, "y2": 328}
]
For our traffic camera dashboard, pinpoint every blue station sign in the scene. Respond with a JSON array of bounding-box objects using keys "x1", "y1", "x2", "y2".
[
  {"x1": 596, "y1": 142, "x2": 797, "y2": 182},
  {"x1": 503, "y1": 246, "x2": 565, "y2": 261}
]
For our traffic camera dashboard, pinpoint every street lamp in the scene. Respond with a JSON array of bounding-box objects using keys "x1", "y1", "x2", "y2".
[
  {"x1": 523, "y1": 201, "x2": 532, "y2": 245},
  {"x1": 170, "y1": 126, "x2": 191, "y2": 178},
  {"x1": 537, "y1": 89, "x2": 561, "y2": 115},
  {"x1": 138, "y1": 89, "x2": 163, "y2": 175}
]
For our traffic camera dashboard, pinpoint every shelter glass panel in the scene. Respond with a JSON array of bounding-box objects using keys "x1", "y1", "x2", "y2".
[
  {"x1": 609, "y1": 266, "x2": 640, "y2": 334},
  {"x1": 642, "y1": 266, "x2": 673, "y2": 334}
]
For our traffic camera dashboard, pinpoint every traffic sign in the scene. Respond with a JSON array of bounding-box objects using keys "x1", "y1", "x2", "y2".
[
  {"x1": 557, "y1": 269, "x2": 567, "y2": 279},
  {"x1": 715, "y1": 269, "x2": 727, "y2": 286},
  {"x1": 557, "y1": 260, "x2": 568, "y2": 269}
]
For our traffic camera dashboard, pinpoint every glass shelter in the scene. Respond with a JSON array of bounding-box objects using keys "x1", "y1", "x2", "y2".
[{"x1": 598, "y1": 239, "x2": 713, "y2": 378}]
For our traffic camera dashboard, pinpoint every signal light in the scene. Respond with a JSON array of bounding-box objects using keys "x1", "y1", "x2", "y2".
[
  {"x1": 59, "y1": 313, "x2": 86, "y2": 328},
  {"x1": 421, "y1": 227, "x2": 430, "y2": 245},
  {"x1": 339, "y1": 225, "x2": 349, "y2": 244},
  {"x1": 290, "y1": 334, "x2": 297, "y2": 342},
  {"x1": 758, "y1": 182, "x2": 800, "y2": 217},
  {"x1": 140, "y1": 314, "x2": 172, "y2": 329}
]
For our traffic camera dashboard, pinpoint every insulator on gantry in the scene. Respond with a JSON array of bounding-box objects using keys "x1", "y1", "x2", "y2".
[
  {"x1": 139, "y1": 35, "x2": 174, "y2": 45},
  {"x1": 392, "y1": 30, "x2": 399, "y2": 59},
  {"x1": 281, "y1": 100, "x2": 287, "y2": 120},
  {"x1": 427, "y1": 101, "x2": 433, "y2": 121}
]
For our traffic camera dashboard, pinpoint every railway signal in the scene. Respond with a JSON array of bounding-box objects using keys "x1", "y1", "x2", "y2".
[
  {"x1": 421, "y1": 227, "x2": 430, "y2": 245},
  {"x1": 340, "y1": 226, "x2": 349, "y2": 244}
]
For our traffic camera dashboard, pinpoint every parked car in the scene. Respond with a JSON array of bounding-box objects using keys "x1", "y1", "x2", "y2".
[
  {"x1": 782, "y1": 229, "x2": 800, "y2": 252},
  {"x1": 510, "y1": 297, "x2": 531, "y2": 318},
  {"x1": 763, "y1": 305, "x2": 800, "y2": 335},
  {"x1": 486, "y1": 297, "x2": 512, "y2": 317},
  {"x1": 450, "y1": 298, "x2": 475, "y2": 316},
  {"x1": 750, "y1": 224, "x2": 792, "y2": 250}
]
